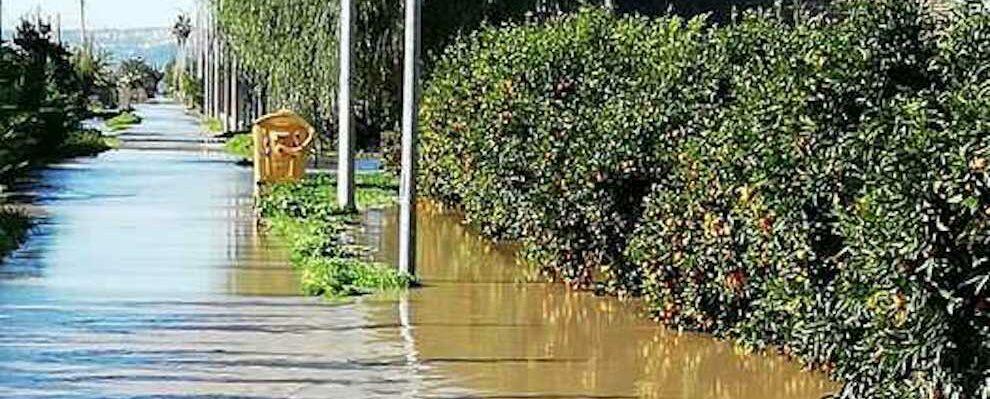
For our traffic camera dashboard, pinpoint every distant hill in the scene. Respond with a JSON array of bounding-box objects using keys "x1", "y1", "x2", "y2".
[
  {"x1": 65, "y1": 28, "x2": 178, "y2": 69},
  {"x1": 3, "y1": 27, "x2": 178, "y2": 69}
]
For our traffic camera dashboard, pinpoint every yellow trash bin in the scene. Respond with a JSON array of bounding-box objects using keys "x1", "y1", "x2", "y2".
[{"x1": 252, "y1": 110, "x2": 315, "y2": 191}]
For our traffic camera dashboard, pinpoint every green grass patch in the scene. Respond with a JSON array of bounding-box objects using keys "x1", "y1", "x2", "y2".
[
  {"x1": 0, "y1": 207, "x2": 31, "y2": 259},
  {"x1": 258, "y1": 172, "x2": 411, "y2": 297},
  {"x1": 224, "y1": 133, "x2": 253, "y2": 159},
  {"x1": 57, "y1": 129, "x2": 119, "y2": 157},
  {"x1": 202, "y1": 117, "x2": 223, "y2": 133},
  {"x1": 105, "y1": 112, "x2": 142, "y2": 131}
]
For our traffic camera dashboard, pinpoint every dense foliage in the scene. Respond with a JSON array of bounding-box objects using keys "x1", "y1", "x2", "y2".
[
  {"x1": 419, "y1": 3, "x2": 989, "y2": 398},
  {"x1": 258, "y1": 172, "x2": 412, "y2": 297},
  {"x1": 73, "y1": 49, "x2": 118, "y2": 110},
  {"x1": 116, "y1": 57, "x2": 162, "y2": 109},
  {"x1": 1, "y1": 20, "x2": 93, "y2": 177},
  {"x1": 164, "y1": 60, "x2": 204, "y2": 111}
]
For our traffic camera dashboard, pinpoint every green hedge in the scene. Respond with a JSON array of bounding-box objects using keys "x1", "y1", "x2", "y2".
[{"x1": 420, "y1": 3, "x2": 989, "y2": 398}]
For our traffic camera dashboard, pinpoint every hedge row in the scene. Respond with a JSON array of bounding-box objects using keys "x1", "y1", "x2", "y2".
[{"x1": 419, "y1": 2, "x2": 989, "y2": 398}]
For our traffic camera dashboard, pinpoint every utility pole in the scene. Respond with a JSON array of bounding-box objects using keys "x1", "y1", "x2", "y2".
[
  {"x1": 399, "y1": 0, "x2": 421, "y2": 276},
  {"x1": 229, "y1": 55, "x2": 239, "y2": 131},
  {"x1": 79, "y1": 0, "x2": 88, "y2": 50},
  {"x1": 205, "y1": 4, "x2": 214, "y2": 118},
  {"x1": 217, "y1": 42, "x2": 227, "y2": 131},
  {"x1": 337, "y1": 0, "x2": 356, "y2": 211}
]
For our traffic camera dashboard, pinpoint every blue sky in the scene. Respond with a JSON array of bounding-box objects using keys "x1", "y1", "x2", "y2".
[{"x1": 2, "y1": 0, "x2": 196, "y2": 31}]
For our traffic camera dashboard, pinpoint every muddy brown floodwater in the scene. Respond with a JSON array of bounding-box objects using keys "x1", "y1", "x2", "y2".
[{"x1": 0, "y1": 101, "x2": 839, "y2": 398}]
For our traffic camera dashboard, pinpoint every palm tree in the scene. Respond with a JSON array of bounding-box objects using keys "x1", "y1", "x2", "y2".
[{"x1": 170, "y1": 14, "x2": 193, "y2": 100}]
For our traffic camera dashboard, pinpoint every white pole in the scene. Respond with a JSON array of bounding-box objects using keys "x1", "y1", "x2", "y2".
[
  {"x1": 337, "y1": 0, "x2": 356, "y2": 210},
  {"x1": 229, "y1": 55, "x2": 238, "y2": 131},
  {"x1": 399, "y1": 0, "x2": 421, "y2": 276},
  {"x1": 79, "y1": 0, "x2": 88, "y2": 50},
  {"x1": 206, "y1": 7, "x2": 215, "y2": 118}
]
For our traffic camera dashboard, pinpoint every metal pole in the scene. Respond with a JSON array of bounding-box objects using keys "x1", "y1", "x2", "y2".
[
  {"x1": 229, "y1": 55, "x2": 238, "y2": 131},
  {"x1": 337, "y1": 0, "x2": 356, "y2": 210},
  {"x1": 399, "y1": 0, "x2": 421, "y2": 276},
  {"x1": 79, "y1": 0, "x2": 88, "y2": 50},
  {"x1": 205, "y1": 7, "x2": 214, "y2": 118},
  {"x1": 218, "y1": 43, "x2": 227, "y2": 132}
]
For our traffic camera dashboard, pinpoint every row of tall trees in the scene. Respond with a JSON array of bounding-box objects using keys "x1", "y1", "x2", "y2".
[{"x1": 208, "y1": 0, "x2": 628, "y2": 150}]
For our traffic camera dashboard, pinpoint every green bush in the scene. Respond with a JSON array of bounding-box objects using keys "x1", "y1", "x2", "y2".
[
  {"x1": 0, "y1": 20, "x2": 94, "y2": 178},
  {"x1": 422, "y1": 9, "x2": 713, "y2": 290},
  {"x1": 58, "y1": 129, "x2": 117, "y2": 157},
  {"x1": 420, "y1": 3, "x2": 989, "y2": 398}
]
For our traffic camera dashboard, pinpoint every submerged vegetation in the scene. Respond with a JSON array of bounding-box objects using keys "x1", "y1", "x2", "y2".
[
  {"x1": 105, "y1": 112, "x2": 143, "y2": 131},
  {"x1": 258, "y1": 172, "x2": 411, "y2": 297},
  {"x1": 420, "y1": 2, "x2": 989, "y2": 398}
]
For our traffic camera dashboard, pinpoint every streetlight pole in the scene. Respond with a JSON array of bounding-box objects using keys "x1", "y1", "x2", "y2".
[
  {"x1": 399, "y1": 0, "x2": 421, "y2": 276},
  {"x1": 79, "y1": 0, "x2": 88, "y2": 50},
  {"x1": 337, "y1": 0, "x2": 356, "y2": 211}
]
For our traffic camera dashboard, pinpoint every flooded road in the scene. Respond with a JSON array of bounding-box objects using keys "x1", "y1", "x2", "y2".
[{"x1": 0, "y1": 101, "x2": 838, "y2": 398}]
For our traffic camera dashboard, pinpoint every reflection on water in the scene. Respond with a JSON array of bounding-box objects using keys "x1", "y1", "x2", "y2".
[
  {"x1": 359, "y1": 203, "x2": 840, "y2": 399},
  {"x1": 224, "y1": 194, "x2": 300, "y2": 296}
]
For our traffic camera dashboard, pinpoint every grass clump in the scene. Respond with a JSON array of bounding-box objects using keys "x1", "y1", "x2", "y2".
[
  {"x1": 202, "y1": 117, "x2": 223, "y2": 133},
  {"x1": 105, "y1": 112, "x2": 142, "y2": 131},
  {"x1": 258, "y1": 172, "x2": 411, "y2": 297},
  {"x1": 224, "y1": 133, "x2": 253, "y2": 160},
  {"x1": 57, "y1": 129, "x2": 119, "y2": 157}
]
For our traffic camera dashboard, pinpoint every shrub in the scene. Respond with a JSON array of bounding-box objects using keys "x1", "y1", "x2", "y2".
[
  {"x1": 420, "y1": 3, "x2": 989, "y2": 398},
  {"x1": 421, "y1": 9, "x2": 714, "y2": 291},
  {"x1": 0, "y1": 20, "x2": 95, "y2": 178},
  {"x1": 58, "y1": 129, "x2": 116, "y2": 157}
]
